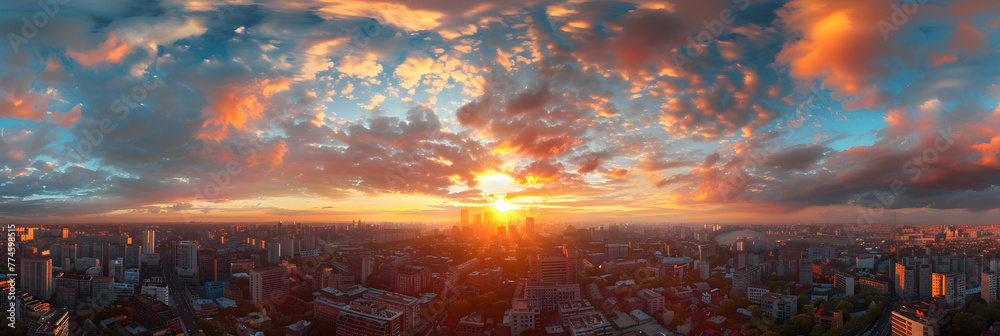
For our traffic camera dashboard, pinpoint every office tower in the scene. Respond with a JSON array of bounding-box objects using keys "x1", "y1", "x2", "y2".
[
  {"x1": 131, "y1": 293, "x2": 182, "y2": 334},
  {"x1": 267, "y1": 241, "x2": 281, "y2": 264},
  {"x1": 171, "y1": 241, "x2": 198, "y2": 270},
  {"x1": 250, "y1": 267, "x2": 290, "y2": 304},
  {"x1": 528, "y1": 254, "x2": 583, "y2": 285},
  {"x1": 798, "y1": 259, "x2": 813, "y2": 285},
  {"x1": 280, "y1": 238, "x2": 297, "y2": 258},
  {"x1": 982, "y1": 272, "x2": 999, "y2": 303},
  {"x1": 23, "y1": 258, "x2": 53, "y2": 300},
  {"x1": 143, "y1": 230, "x2": 155, "y2": 254},
  {"x1": 918, "y1": 263, "x2": 932, "y2": 300},
  {"x1": 932, "y1": 272, "x2": 966, "y2": 309},
  {"x1": 473, "y1": 214, "x2": 482, "y2": 227},
  {"x1": 895, "y1": 263, "x2": 917, "y2": 300},
  {"x1": 60, "y1": 228, "x2": 69, "y2": 239},
  {"x1": 460, "y1": 208, "x2": 470, "y2": 227},
  {"x1": 198, "y1": 248, "x2": 232, "y2": 283},
  {"x1": 484, "y1": 211, "x2": 494, "y2": 227},
  {"x1": 314, "y1": 297, "x2": 403, "y2": 336},
  {"x1": 525, "y1": 217, "x2": 535, "y2": 233},
  {"x1": 124, "y1": 244, "x2": 142, "y2": 269},
  {"x1": 347, "y1": 253, "x2": 372, "y2": 284}
]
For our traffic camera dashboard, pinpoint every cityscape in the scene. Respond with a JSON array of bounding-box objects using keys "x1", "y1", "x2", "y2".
[
  {"x1": 3, "y1": 0, "x2": 1000, "y2": 336},
  {"x1": 4, "y1": 221, "x2": 1000, "y2": 336}
]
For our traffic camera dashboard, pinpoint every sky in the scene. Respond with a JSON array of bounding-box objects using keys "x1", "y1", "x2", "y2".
[{"x1": 1, "y1": 0, "x2": 999, "y2": 225}]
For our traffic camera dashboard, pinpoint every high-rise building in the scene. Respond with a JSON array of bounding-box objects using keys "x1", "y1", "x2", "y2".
[
  {"x1": 347, "y1": 253, "x2": 372, "y2": 284},
  {"x1": 266, "y1": 241, "x2": 281, "y2": 264},
  {"x1": 528, "y1": 254, "x2": 582, "y2": 285},
  {"x1": 198, "y1": 248, "x2": 232, "y2": 283},
  {"x1": 918, "y1": 264, "x2": 932, "y2": 300},
  {"x1": 124, "y1": 244, "x2": 142, "y2": 269},
  {"x1": 798, "y1": 259, "x2": 813, "y2": 285},
  {"x1": 143, "y1": 230, "x2": 155, "y2": 254},
  {"x1": 314, "y1": 297, "x2": 403, "y2": 336},
  {"x1": 23, "y1": 258, "x2": 53, "y2": 300},
  {"x1": 171, "y1": 241, "x2": 198, "y2": 270},
  {"x1": 460, "y1": 208, "x2": 470, "y2": 227},
  {"x1": 983, "y1": 272, "x2": 999, "y2": 303},
  {"x1": 525, "y1": 217, "x2": 535, "y2": 234},
  {"x1": 895, "y1": 263, "x2": 917, "y2": 300},
  {"x1": 474, "y1": 214, "x2": 482, "y2": 227},
  {"x1": 60, "y1": 228, "x2": 69, "y2": 239},
  {"x1": 250, "y1": 267, "x2": 290, "y2": 304},
  {"x1": 931, "y1": 272, "x2": 965, "y2": 309},
  {"x1": 835, "y1": 273, "x2": 855, "y2": 296},
  {"x1": 484, "y1": 211, "x2": 494, "y2": 227}
]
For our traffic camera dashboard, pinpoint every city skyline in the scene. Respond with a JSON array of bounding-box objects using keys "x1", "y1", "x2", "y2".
[{"x1": 1, "y1": 0, "x2": 1000, "y2": 225}]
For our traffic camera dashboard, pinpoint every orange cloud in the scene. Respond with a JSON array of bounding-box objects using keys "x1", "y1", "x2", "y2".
[
  {"x1": 66, "y1": 33, "x2": 132, "y2": 67},
  {"x1": 776, "y1": 1, "x2": 893, "y2": 99},
  {"x1": 199, "y1": 78, "x2": 290, "y2": 141}
]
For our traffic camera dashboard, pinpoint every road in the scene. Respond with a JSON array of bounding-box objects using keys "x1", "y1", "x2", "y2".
[
  {"x1": 163, "y1": 265, "x2": 199, "y2": 336},
  {"x1": 860, "y1": 295, "x2": 897, "y2": 336}
]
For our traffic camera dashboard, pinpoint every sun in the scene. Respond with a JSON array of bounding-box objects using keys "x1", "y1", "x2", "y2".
[{"x1": 489, "y1": 193, "x2": 520, "y2": 212}]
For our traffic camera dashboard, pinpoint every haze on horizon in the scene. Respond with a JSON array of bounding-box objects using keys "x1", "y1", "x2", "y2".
[{"x1": 2, "y1": 0, "x2": 1000, "y2": 225}]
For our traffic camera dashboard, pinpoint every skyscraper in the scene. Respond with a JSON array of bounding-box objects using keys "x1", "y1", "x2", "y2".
[
  {"x1": 932, "y1": 272, "x2": 966, "y2": 309},
  {"x1": 124, "y1": 244, "x2": 142, "y2": 269},
  {"x1": 484, "y1": 211, "x2": 494, "y2": 227},
  {"x1": 23, "y1": 258, "x2": 53, "y2": 301},
  {"x1": 460, "y1": 208, "x2": 470, "y2": 227},
  {"x1": 267, "y1": 241, "x2": 281, "y2": 264},
  {"x1": 143, "y1": 230, "x2": 155, "y2": 254},
  {"x1": 198, "y1": 248, "x2": 232, "y2": 283},
  {"x1": 171, "y1": 241, "x2": 198, "y2": 270},
  {"x1": 525, "y1": 217, "x2": 535, "y2": 233},
  {"x1": 918, "y1": 263, "x2": 932, "y2": 300},
  {"x1": 347, "y1": 253, "x2": 372, "y2": 284},
  {"x1": 895, "y1": 263, "x2": 917, "y2": 300}
]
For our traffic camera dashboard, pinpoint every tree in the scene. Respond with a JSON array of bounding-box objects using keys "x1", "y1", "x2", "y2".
[
  {"x1": 948, "y1": 312, "x2": 989, "y2": 336},
  {"x1": 748, "y1": 305, "x2": 762, "y2": 320},
  {"x1": 448, "y1": 300, "x2": 472, "y2": 316},
  {"x1": 717, "y1": 299, "x2": 738, "y2": 316},
  {"x1": 196, "y1": 319, "x2": 225, "y2": 336}
]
